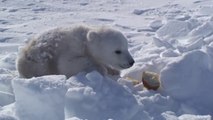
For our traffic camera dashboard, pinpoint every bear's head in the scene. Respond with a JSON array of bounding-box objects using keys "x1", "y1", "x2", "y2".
[{"x1": 87, "y1": 27, "x2": 134, "y2": 70}]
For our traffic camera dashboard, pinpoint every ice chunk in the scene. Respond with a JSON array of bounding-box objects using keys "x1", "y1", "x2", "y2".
[
  {"x1": 0, "y1": 53, "x2": 17, "y2": 70},
  {"x1": 179, "y1": 114, "x2": 211, "y2": 120},
  {"x1": 190, "y1": 22, "x2": 213, "y2": 38},
  {"x1": 204, "y1": 35, "x2": 213, "y2": 44},
  {"x1": 12, "y1": 75, "x2": 67, "y2": 120},
  {"x1": 175, "y1": 14, "x2": 191, "y2": 21},
  {"x1": 66, "y1": 117, "x2": 82, "y2": 120},
  {"x1": 0, "y1": 113, "x2": 17, "y2": 120},
  {"x1": 161, "y1": 111, "x2": 178, "y2": 120},
  {"x1": 153, "y1": 37, "x2": 174, "y2": 49},
  {"x1": 140, "y1": 94, "x2": 179, "y2": 119},
  {"x1": 177, "y1": 37, "x2": 204, "y2": 53},
  {"x1": 0, "y1": 74, "x2": 14, "y2": 106},
  {"x1": 157, "y1": 20, "x2": 191, "y2": 39},
  {"x1": 161, "y1": 111, "x2": 211, "y2": 120},
  {"x1": 149, "y1": 20, "x2": 163, "y2": 30},
  {"x1": 65, "y1": 71, "x2": 149, "y2": 120},
  {"x1": 161, "y1": 50, "x2": 213, "y2": 115},
  {"x1": 160, "y1": 49, "x2": 179, "y2": 57},
  {"x1": 132, "y1": 9, "x2": 145, "y2": 15},
  {"x1": 199, "y1": 5, "x2": 213, "y2": 16}
]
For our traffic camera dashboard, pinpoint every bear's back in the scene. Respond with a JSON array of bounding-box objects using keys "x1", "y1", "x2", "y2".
[{"x1": 25, "y1": 26, "x2": 90, "y2": 62}]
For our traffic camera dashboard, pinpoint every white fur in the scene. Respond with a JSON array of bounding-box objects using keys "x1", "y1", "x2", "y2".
[{"x1": 16, "y1": 25, "x2": 134, "y2": 78}]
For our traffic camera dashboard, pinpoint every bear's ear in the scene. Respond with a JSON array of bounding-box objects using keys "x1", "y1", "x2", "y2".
[{"x1": 87, "y1": 31, "x2": 100, "y2": 42}]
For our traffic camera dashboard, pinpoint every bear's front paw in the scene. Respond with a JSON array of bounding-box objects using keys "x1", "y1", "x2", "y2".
[{"x1": 106, "y1": 67, "x2": 120, "y2": 76}]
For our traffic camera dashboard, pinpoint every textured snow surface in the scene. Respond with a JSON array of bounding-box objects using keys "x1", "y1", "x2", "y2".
[{"x1": 0, "y1": 0, "x2": 213, "y2": 120}]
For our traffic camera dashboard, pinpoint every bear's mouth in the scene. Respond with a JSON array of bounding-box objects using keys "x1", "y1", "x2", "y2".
[{"x1": 119, "y1": 64, "x2": 131, "y2": 69}]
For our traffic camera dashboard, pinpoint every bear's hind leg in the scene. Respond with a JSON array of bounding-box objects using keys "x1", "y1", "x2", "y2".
[{"x1": 17, "y1": 54, "x2": 50, "y2": 78}]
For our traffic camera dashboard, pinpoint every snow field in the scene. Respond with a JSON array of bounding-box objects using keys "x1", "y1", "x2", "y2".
[{"x1": 0, "y1": 0, "x2": 213, "y2": 119}]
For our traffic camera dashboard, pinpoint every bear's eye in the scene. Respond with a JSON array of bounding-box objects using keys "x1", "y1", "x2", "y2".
[{"x1": 115, "y1": 50, "x2": 122, "y2": 54}]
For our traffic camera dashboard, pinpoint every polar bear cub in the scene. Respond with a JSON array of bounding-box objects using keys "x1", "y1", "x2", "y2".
[{"x1": 17, "y1": 25, "x2": 134, "y2": 78}]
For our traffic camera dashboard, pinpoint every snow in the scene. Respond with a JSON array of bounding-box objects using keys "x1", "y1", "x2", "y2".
[{"x1": 0, "y1": 0, "x2": 213, "y2": 120}]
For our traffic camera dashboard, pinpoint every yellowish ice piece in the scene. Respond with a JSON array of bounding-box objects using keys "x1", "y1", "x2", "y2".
[{"x1": 142, "y1": 71, "x2": 160, "y2": 90}]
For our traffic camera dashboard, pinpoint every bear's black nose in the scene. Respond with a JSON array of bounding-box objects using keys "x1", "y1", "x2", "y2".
[{"x1": 129, "y1": 60, "x2": 135, "y2": 66}]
